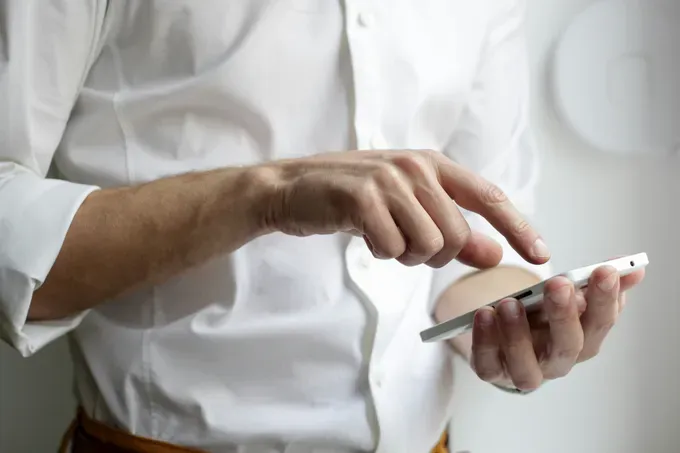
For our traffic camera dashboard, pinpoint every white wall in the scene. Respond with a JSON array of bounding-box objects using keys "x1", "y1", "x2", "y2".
[
  {"x1": 1, "y1": 1, "x2": 679, "y2": 452},
  {"x1": 0, "y1": 340, "x2": 76, "y2": 451},
  {"x1": 451, "y1": 1, "x2": 680, "y2": 452}
]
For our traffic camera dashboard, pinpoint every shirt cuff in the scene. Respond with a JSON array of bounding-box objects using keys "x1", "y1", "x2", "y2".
[
  {"x1": 429, "y1": 213, "x2": 553, "y2": 309},
  {"x1": 0, "y1": 169, "x2": 99, "y2": 357}
]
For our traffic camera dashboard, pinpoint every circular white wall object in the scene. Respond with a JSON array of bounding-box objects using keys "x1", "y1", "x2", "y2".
[{"x1": 552, "y1": 0, "x2": 680, "y2": 155}]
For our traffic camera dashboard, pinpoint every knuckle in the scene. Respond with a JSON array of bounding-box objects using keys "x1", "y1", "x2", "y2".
[
  {"x1": 419, "y1": 149, "x2": 440, "y2": 165},
  {"x1": 448, "y1": 223, "x2": 472, "y2": 249},
  {"x1": 594, "y1": 318, "x2": 617, "y2": 336},
  {"x1": 505, "y1": 342, "x2": 527, "y2": 358},
  {"x1": 406, "y1": 233, "x2": 444, "y2": 259},
  {"x1": 418, "y1": 235, "x2": 445, "y2": 257},
  {"x1": 356, "y1": 180, "x2": 382, "y2": 210},
  {"x1": 543, "y1": 367, "x2": 571, "y2": 380},
  {"x1": 479, "y1": 182, "x2": 508, "y2": 206},
  {"x1": 419, "y1": 149, "x2": 438, "y2": 157},
  {"x1": 553, "y1": 345, "x2": 583, "y2": 363},
  {"x1": 397, "y1": 253, "x2": 426, "y2": 267},
  {"x1": 383, "y1": 243, "x2": 407, "y2": 259},
  {"x1": 511, "y1": 218, "x2": 533, "y2": 237},
  {"x1": 393, "y1": 152, "x2": 432, "y2": 177},
  {"x1": 373, "y1": 162, "x2": 404, "y2": 187},
  {"x1": 476, "y1": 367, "x2": 502, "y2": 383},
  {"x1": 549, "y1": 311, "x2": 573, "y2": 326}
]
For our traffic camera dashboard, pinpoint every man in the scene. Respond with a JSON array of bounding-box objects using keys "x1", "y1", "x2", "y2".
[{"x1": 0, "y1": 1, "x2": 645, "y2": 452}]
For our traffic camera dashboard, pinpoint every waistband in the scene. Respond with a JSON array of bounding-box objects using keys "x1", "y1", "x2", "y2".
[{"x1": 59, "y1": 406, "x2": 449, "y2": 453}]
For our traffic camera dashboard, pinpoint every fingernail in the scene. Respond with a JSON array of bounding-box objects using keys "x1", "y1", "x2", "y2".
[
  {"x1": 531, "y1": 238, "x2": 551, "y2": 260},
  {"x1": 476, "y1": 309, "x2": 494, "y2": 326},
  {"x1": 548, "y1": 285, "x2": 572, "y2": 307},
  {"x1": 597, "y1": 271, "x2": 618, "y2": 292},
  {"x1": 499, "y1": 299, "x2": 520, "y2": 320}
]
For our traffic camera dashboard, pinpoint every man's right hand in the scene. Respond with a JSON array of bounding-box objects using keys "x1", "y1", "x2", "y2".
[
  {"x1": 261, "y1": 149, "x2": 551, "y2": 270},
  {"x1": 29, "y1": 149, "x2": 550, "y2": 321}
]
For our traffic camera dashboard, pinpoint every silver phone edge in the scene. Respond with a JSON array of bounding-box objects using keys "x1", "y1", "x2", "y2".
[{"x1": 420, "y1": 252, "x2": 649, "y2": 343}]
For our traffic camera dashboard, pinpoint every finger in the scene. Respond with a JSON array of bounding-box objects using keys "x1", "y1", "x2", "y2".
[
  {"x1": 360, "y1": 194, "x2": 406, "y2": 259},
  {"x1": 540, "y1": 278, "x2": 583, "y2": 380},
  {"x1": 471, "y1": 307, "x2": 505, "y2": 383},
  {"x1": 433, "y1": 156, "x2": 549, "y2": 265},
  {"x1": 414, "y1": 184, "x2": 473, "y2": 268},
  {"x1": 526, "y1": 301, "x2": 548, "y2": 326},
  {"x1": 406, "y1": 155, "x2": 502, "y2": 269},
  {"x1": 450, "y1": 231, "x2": 503, "y2": 269},
  {"x1": 575, "y1": 289, "x2": 587, "y2": 315},
  {"x1": 620, "y1": 268, "x2": 645, "y2": 292},
  {"x1": 388, "y1": 188, "x2": 443, "y2": 266},
  {"x1": 426, "y1": 228, "x2": 503, "y2": 269},
  {"x1": 527, "y1": 288, "x2": 588, "y2": 328},
  {"x1": 618, "y1": 292, "x2": 627, "y2": 314},
  {"x1": 578, "y1": 266, "x2": 620, "y2": 362},
  {"x1": 496, "y1": 299, "x2": 543, "y2": 390},
  {"x1": 598, "y1": 256, "x2": 644, "y2": 293}
]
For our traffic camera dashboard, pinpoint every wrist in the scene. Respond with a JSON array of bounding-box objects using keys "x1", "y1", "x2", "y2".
[{"x1": 237, "y1": 164, "x2": 285, "y2": 237}]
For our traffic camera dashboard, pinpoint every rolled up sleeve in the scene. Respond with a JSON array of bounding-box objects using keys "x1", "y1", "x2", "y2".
[
  {"x1": 431, "y1": 0, "x2": 552, "y2": 306},
  {"x1": 0, "y1": 0, "x2": 107, "y2": 356}
]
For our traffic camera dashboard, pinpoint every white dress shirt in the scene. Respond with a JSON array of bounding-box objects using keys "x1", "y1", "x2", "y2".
[{"x1": 0, "y1": 1, "x2": 551, "y2": 452}]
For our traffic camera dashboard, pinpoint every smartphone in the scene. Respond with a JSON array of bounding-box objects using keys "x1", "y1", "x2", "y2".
[{"x1": 419, "y1": 252, "x2": 649, "y2": 343}]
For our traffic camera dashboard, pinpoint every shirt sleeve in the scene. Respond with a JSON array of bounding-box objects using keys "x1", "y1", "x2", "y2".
[
  {"x1": 0, "y1": 0, "x2": 107, "y2": 357},
  {"x1": 430, "y1": 0, "x2": 552, "y2": 306}
]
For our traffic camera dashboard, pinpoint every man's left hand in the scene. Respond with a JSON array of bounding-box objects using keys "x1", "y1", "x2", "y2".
[{"x1": 470, "y1": 266, "x2": 646, "y2": 391}]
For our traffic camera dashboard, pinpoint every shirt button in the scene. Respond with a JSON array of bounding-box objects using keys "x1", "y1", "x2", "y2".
[{"x1": 357, "y1": 11, "x2": 375, "y2": 28}]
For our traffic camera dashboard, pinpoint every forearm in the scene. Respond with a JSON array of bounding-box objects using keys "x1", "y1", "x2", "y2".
[
  {"x1": 29, "y1": 166, "x2": 275, "y2": 321},
  {"x1": 434, "y1": 266, "x2": 542, "y2": 361}
]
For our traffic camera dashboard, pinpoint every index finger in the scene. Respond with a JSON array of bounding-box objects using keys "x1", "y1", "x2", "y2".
[{"x1": 434, "y1": 155, "x2": 550, "y2": 265}]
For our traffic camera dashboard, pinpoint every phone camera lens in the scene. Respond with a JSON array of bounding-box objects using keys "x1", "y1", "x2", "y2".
[{"x1": 630, "y1": 261, "x2": 634, "y2": 266}]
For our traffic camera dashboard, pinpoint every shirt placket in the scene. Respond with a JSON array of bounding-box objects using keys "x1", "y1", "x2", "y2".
[
  {"x1": 343, "y1": 2, "x2": 394, "y2": 452},
  {"x1": 344, "y1": 1, "x2": 386, "y2": 151}
]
